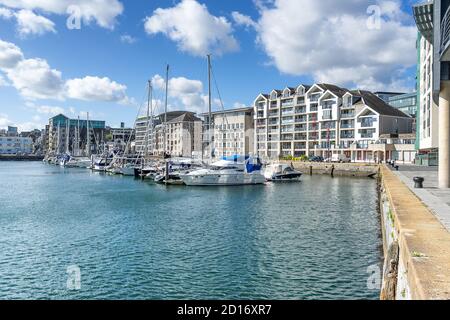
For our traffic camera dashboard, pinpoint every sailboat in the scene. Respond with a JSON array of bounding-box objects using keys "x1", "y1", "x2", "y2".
[{"x1": 179, "y1": 55, "x2": 265, "y2": 186}]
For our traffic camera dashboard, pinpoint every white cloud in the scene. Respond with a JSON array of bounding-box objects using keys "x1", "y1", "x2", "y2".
[
  {"x1": 26, "y1": 102, "x2": 65, "y2": 115},
  {"x1": 14, "y1": 9, "x2": 56, "y2": 36},
  {"x1": 5, "y1": 58, "x2": 64, "y2": 100},
  {"x1": 231, "y1": 11, "x2": 257, "y2": 29},
  {"x1": 0, "y1": 74, "x2": 8, "y2": 86},
  {"x1": 150, "y1": 73, "x2": 223, "y2": 114},
  {"x1": 0, "y1": 39, "x2": 24, "y2": 69},
  {"x1": 0, "y1": 113, "x2": 13, "y2": 128},
  {"x1": 0, "y1": 39, "x2": 131, "y2": 103},
  {"x1": 120, "y1": 34, "x2": 137, "y2": 44},
  {"x1": 65, "y1": 76, "x2": 128, "y2": 103},
  {"x1": 0, "y1": 0, "x2": 123, "y2": 29},
  {"x1": 0, "y1": 6, "x2": 13, "y2": 18},
  {"x1": 144, "y1": 0, "x2": 238, "y2": 56},
  {"x1": 254, "y1": 0, "x2": 417, "y2": 90}
]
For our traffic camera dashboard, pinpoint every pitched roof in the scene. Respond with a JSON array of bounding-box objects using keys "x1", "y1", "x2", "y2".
[
  {"x1": 356, "y1": 90, "x2": 411, "y2": 117},
  {"x1": 166, "y1": 112, "x2": 202, "y2": 123},
  {"x1": 316, "y1": 83, "x2": 348, "y2": 97}
]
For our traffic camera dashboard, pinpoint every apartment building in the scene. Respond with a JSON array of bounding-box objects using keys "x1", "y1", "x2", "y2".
[
  {"x1": 0, "y1": 136, "x2": 33, "y2": 155},
  {"x1": 46, "y1": 114, "x2": 106, "y2": 155},
  {"x1": 412, "y1": 2, "x2": 440, "y2": 165},
  {"x1": 135, "y1": 111, "x2": 202, "y2": 158},
  {"x1": 201, "y1": 107, "x2": 254, "y2": 159},
  {"x1": 254, "y1": 83, "x2": 414, "y2": 162}
]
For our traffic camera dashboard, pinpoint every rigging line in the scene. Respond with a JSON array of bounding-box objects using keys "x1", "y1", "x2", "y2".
[{"x1": 124, "y1": 82, "x2": 148, "y2": 158}]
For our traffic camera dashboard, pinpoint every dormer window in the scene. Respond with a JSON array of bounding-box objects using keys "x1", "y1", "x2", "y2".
[
  {"x1": 297, "y1": 87, "x2": 305, "y2": 95},
  {"x1": 283, "y1": 89, "x2": 291, "y2": 98},
  {"x1": 270, "y1": 91, "x2": 278, "y2": 100}
]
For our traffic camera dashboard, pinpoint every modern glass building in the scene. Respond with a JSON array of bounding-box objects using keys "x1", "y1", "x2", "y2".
[{"x1": 387, "y1": 92, "x2": 418, "y2": 117}]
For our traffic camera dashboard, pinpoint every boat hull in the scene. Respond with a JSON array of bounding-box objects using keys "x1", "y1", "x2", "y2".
[{"x1": 180, "y1": 173, "x2": 265, "y2": 186}]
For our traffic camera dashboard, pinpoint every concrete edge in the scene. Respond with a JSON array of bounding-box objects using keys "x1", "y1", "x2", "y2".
[{"x1": 381, "y1": 165, "x2": 450, "y2": 300}]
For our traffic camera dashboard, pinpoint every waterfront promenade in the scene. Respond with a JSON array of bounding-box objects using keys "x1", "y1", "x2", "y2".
[
  {"x1": 391, "y1": 165, "x2": 450, "y2": 232},
  {"x1": 380, "y1": 165, "x2": 450, "y2": 299}
]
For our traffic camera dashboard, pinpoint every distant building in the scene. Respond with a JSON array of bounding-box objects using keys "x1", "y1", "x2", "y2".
[
  {"x1": 135, "y1": 111, "x2": 203, "y2": 158},
  {"x1": 46, "y1": 114, "x2": 106, "y2": 155},
  {"x1": 254, "y1": 83, "x2": 414, "y2": 162},
  {"x1": 7, "y1": 126, "x2": 18, "y2": 137},
  {"x1": 412, "y1": 2, "x2": 440, "y2": 166},
  {"x1": 0, "y1": 129, "x2": 6, "y2": 136},
  {"x1": 0, "y1": 136, "x2": 33, "y2": 155},
  {"x1": 374, "y1": 92, "x2": 405, "y2": 102},
  {"x1": 106, "y1": 123, "x2": 135, "y2": 152},
  {"x1": 369, "y1": 133, "x2": 417, "y2": 164},
  {"x1": 387, "y1": 92, "x2": 418, "y2": 118},
  {"x1": 201, "y1": 107, "x2": 254, "y2": 158}
]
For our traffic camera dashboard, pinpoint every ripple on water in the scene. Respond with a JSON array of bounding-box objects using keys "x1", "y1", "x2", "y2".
[{"x1": 0, "y1": 162, "x2": 382, "y2": 299}]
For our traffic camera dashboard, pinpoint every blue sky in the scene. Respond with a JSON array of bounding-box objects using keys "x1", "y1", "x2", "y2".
[{"x1": 0, "y1": 0, "x2": 420, "y2": 131}]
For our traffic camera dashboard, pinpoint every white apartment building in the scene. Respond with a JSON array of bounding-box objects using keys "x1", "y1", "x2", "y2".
[
  {"x1": 135, "y1": 111, "x2": 202, "y2": 158},
  {"x1": 0, "y1": 136, "x2": 33, "y2": 155},
  {"x1": 254, "y1": 83, "x2": 414, "y2": 162},
  {"x1": 413, "y1": 1, "x2": 440, "y2": 166},
  {"x1": 201, "y1": 107, "x2": 254, "y2": 159}
]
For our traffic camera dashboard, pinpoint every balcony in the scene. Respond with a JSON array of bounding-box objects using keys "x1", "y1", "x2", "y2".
[
  {"x1": 360, "y1": 120, "x2": 376, "y2": 128},
  {"x1": 268, "y1": 112, "x2": 279, "y2": 117},
  {"x1": 295, "y1": 125, "x2": 307, "y2": 132},
  {"x1": 309, "y1": 95, "x2": 320, "y2": 102},
  {"x1": 295, "y1": 107, "x2": 307, "y2": 114},
  {"x1": 295, "y1": 116, "x2": 307, "y2": 123},
  {"x1": 309, "y1": 104, "x2": 318, "y2": 112},
  {"x1": 295, "y1": 133, "x2": 307, "y2": 140},
  {"x1": 281, "y1": 109, "x2": 294, "y2": 116},
  {"x1": 294, "y1": 143, "x2": 306, "y2": 150},
  {"x1": 281, "y1": 99, "x2": 294, "y2": 107},
  {"x1": 321, "y1": 101, "x2": 334, "y2": 109},
  {"x1": 256, "y1": 120, "x2": 266, "y2": 126},
  {"x1": 341, "y1": 112, "x2": 355, "y2": 119},
  {"x1": 340, "y1": 122, "x2": 354, "y2": 129},
  {"x1": 340, "y1": 132, "x2": 355, "y2": 139},
  {"x1": 296, "y1": 97, "x2": 305, "y2": 105}
]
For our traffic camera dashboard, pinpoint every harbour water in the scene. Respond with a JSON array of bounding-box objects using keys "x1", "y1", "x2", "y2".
[{"x1": 0, "y1": 162, "x2": 382, "y2": 300}]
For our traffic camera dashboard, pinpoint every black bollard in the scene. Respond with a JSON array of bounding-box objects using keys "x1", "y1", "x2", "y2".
[
  {"x1": 413, "y1": 177, "x2": 424, "y2": 189},
  {"x1": 394, "y1": 165, "x2": 399, "y2": 171}
]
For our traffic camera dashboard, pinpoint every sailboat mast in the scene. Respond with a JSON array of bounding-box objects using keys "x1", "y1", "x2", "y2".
[
  {"x1": 207, "y1": 54, "x2": 212, "y2": 159},
  {"x1": 86, "y1": 112, "x2": 90, "y2": 157},
  {"x1": 145, "y1": 80, "x2": 151, "y2": 159},
  {"x1": 57, "y1": 123, "x2": 60, "y2": 154},
  {"x1": 66, "y1": 119, "x2": 70, "y2": 154},
  {"x1": 163, "y1": 64, "x2": 169, "y2": 157},
  {"x1": 77, "y1": 116, "x2": 80, "y2": 156}
]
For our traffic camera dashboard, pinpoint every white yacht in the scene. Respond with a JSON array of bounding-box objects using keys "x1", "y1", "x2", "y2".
[
  {"x1": 180, "y1": 156, "x2": 265, "y2": 186},
  {"x1": 64, "y1": 157, "x2": 92, "y2": 169},
  {"x1": 264, "y1": 163, "x2": 302, "y2": 182}
]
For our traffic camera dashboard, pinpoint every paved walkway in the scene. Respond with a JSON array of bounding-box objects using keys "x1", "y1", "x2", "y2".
[{"x1": 389, "y1": 165, "x2": 450, "y2": 231}]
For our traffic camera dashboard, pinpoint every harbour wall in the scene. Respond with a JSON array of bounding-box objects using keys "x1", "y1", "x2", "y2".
[
  {"x1": 0, "y1": 155, "x2": 44, "y2": 161},
  {"x1": 281, "y1": 161, "x2": 379, "y2": 178},
  {"x1": 379, "y1": 165, "x2": 450, "y2": 300}
]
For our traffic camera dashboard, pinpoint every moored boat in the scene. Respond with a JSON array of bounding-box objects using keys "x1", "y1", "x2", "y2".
[
  {"x1": 180, "y1": 155, "x2": 265, "y2": 186},
  {"x1": 264, "y1": 163, "x2": 302, "y2": 182}
]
